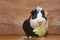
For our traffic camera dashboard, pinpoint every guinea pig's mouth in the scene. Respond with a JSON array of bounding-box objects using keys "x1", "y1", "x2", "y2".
[{"x1": 38, "y1": 22, "x2": 42, "y2": 26}]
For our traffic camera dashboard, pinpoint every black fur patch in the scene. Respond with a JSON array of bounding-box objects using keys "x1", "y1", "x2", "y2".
[
  {"x1": 41, "y1": 10, "x2": 47, "y2": 20},
  {"x1": 31, "y1": 9, "x2": 38, "y2": 19}
]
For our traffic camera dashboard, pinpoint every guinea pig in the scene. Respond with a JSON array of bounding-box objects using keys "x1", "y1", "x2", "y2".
[{"x1": 23, "y1": 7, "x2": 48, "y2": 37}]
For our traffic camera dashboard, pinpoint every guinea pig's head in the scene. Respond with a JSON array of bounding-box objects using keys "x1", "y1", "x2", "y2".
[
  {"x1": 31, "y1": 7, "x2": 47, "y2": 20},
  {"x1": 30, "y1": 7, "x2": 48, "y2": 27}
]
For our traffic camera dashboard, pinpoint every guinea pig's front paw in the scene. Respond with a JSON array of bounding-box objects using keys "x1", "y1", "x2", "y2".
[{"x1": 29, "y1": 36, "x2": 32, "y2": 38}]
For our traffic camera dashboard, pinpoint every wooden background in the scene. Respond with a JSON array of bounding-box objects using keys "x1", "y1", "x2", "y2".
[{"x1": 0, "y1": 0, "x2": 60, "y2": 36}]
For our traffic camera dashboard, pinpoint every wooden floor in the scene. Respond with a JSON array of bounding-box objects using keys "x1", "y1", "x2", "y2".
[{"x1": 0, "y1": 35, "x2": 60, "y2": 40}]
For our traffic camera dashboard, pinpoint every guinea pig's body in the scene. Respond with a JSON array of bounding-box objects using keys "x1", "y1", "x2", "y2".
[
  {"x1": 23, "y1": 17, "x2": 39, "y2": 37},
  {"x1": 23, "y1": 7, "x2": 48, "y2": 37}
]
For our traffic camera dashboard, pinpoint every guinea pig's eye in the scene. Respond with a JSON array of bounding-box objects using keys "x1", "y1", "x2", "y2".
[
  {"x1": 41, "y1": 10, "x2": 47, "y2": 20},
  {"x1": 41, "y1": 10, "x2": 45, "y2": 16}
]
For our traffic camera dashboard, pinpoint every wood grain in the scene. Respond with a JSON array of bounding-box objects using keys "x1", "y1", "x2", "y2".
[{"x1": 0, "y1": 0, "x2": 60, "y2": 35}]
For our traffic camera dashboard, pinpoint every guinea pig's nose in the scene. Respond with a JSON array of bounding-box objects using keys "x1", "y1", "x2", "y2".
[{"x1": 38, "y1": 22, "x2": 42, "y2": 25}]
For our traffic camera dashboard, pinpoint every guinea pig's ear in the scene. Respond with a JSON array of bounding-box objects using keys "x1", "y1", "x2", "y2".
[
  {"x1": 45, "y1": 11, "x2": 48, "y2": 16},
  {"x1": 31, "y1": 10, "x2": 34, "y2": 15}
]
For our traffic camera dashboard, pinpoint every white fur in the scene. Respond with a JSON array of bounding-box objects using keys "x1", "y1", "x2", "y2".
[
  {"x1": 30, "y1": 7, "x2": 48, "y2": 30},
  {"x1": 36, "y1": 7, "x2": 43, "y2": 11}
]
